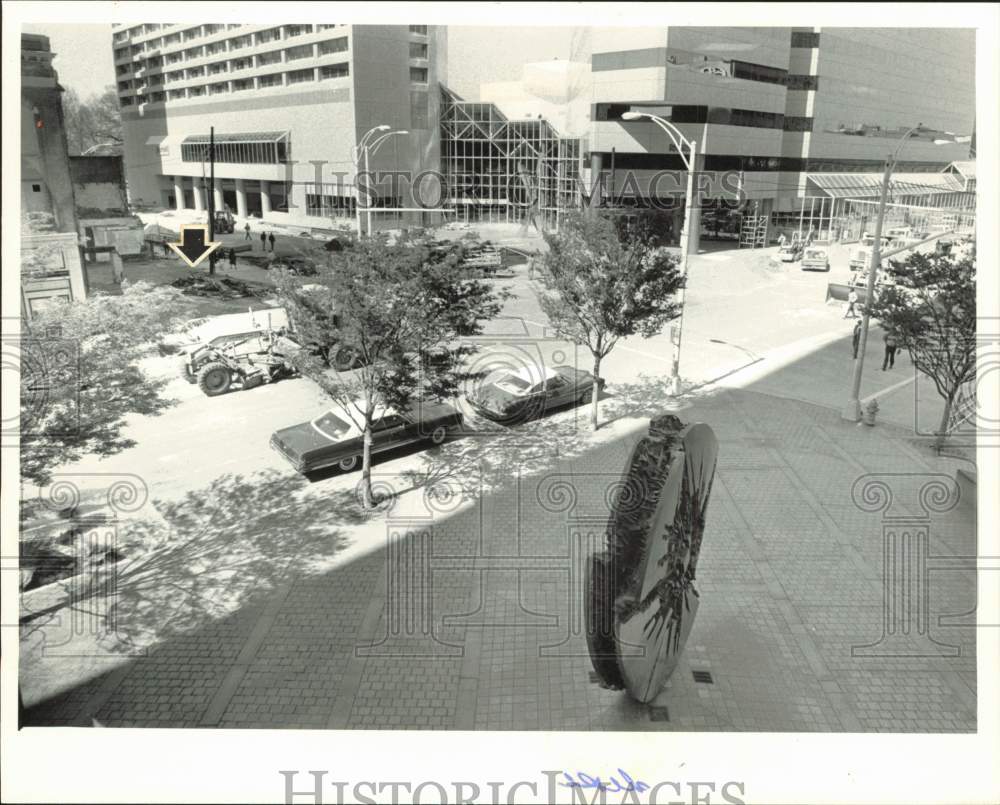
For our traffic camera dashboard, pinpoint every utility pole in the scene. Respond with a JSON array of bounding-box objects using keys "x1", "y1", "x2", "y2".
[
  {"x1": 842, "y1": 154, "x2": 892, "y2": 421},
  {"x1": 207, "y1": 126, "x2": 216, "y2": 275},
  {"x1": 669, "y1": 137, "x2": 700, "y2": 396}
]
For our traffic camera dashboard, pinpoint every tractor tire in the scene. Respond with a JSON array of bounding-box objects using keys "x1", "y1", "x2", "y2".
[{"x1": 197, "y1": 362, "x2": 232, "y2": 396}]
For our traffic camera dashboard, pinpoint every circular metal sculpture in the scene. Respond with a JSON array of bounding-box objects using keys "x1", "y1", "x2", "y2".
[{"x1": 586, "y1": 414, "x2": 719, "y2": 703}]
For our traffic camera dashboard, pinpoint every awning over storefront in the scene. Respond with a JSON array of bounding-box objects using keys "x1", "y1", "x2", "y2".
[
  {"x1": 806, "y1": 172, "x2": 965, "y2": 199},
  {"x1": 182, "y1": 131, "x2": 290, "y2": 145},
  {"x1": 144, "y1": 134, "x2": 168, "y2": 146}
]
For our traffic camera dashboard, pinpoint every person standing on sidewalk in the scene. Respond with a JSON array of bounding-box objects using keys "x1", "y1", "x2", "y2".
[
  {"x1": 260, "y1": 231, "x2": 267, "y2": 252},
  {"x1": 268, "y1": 232, "x2": 276, "y2": 253},
  {"x1": 882, "y1": 332, "x2": 898, "y2": 370},
  {"x1": 844, "y1": 287, "x2": 859, "y2": 318},
  {"x1": 244, "y1": 222, "x2": 252, "y2": 240},
  {"x1": 852, "y1": 320, "x2": 862, "y2": 359}
]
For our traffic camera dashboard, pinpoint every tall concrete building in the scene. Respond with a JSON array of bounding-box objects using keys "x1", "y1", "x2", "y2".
[
  {"x1": 113, "y1": 23, "x2": 446, "y2": 225},
  {"x1": 587, "y1": 27, "x2": 975, "y2": 236},
  {"x1": 22, "y1": 33, "x2": 79, "y2": 233},
  {"x1": 21, "y1": 33, "x2": 87, "y2": 314}
]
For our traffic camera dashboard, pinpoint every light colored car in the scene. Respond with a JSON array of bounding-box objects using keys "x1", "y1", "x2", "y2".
[
  {"x1": 778, "y1": 242, "x2": 803, "y2": 262},
  {"x1": 801, "y1": 247, "x2": 830, "y2": 271}
]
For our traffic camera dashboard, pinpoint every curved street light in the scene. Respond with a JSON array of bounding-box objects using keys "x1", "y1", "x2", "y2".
[
  {"x1": 364, "y1": 130, "x2": 409, "y2": 235},
  {"x1": 352, "y1": 125, "x2": 409, "y2": 236},
  {"x1": 621, "y1": 110, "x2": 700, "y2": 396}
]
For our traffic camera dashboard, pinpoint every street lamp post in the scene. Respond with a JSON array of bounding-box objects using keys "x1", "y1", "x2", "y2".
[
  {"x1": 622, "y1": 110, "x2": 701, "y2": 396},
  {"x1": 841, "y1": 124, "x2": 964, "y2": 421},
  {"x1": 353, "y1": 125, "x2": 408, "y2": 237}
]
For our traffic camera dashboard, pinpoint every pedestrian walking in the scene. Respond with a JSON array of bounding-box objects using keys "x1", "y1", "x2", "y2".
[
  {"x1": 228, "y1": 247, "x2": 237, "y2": 270},
  {"x1": 852, "y1": 320, "x2": 862, "y2": 359},
  {"x1": 244, "y1": 222, "x2": 252, "y2": 240},
  {"x1": 844, "y1": 288, "x2": 859, "y2": 318},
  {"x1": 260, "y1": 231, "x2": 267, "y2": 252},
  {"x1": 882, "y1": 332, "x2": 898, "y2": 371},
  {"x1": 268, "y1": 232, "x2": 276, "y2": 252},
  {"x1": 777, "y1": 232, "x2": 787, "y2": 247}
]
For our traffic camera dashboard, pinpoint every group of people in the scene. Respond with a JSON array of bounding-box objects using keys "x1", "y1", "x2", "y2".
[
  {"x1": 851, "y1": 320, "x2": 899, "y2": 370},
  {"x1": 245, "y1": 222, "x2": 277, "y2": 252}
]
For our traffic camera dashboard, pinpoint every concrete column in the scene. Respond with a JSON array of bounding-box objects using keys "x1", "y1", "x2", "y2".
[
  {"x1": 192, "y1": 181, "x2": 204, "y2": 211},
  {"x1": 235, "y1": 179, "x2": 248, "y2": 218},
  {"x1": 174, "y1": 176, "x2": 185, "y2": 209},
  {"x1": 213, "y1": 184, "x2": 224, "y2": 212},
  {"x1": 260, "y1": 181, "x2": 272, "y2": 215},
  {"x1": 686, "y1": 149, "x2": 706, "y2": 256},
  {"x1": 588, "y1": 152, "x2": 603, "y2": 208}
]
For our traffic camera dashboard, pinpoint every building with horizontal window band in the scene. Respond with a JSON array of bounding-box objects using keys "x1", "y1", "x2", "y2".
[
  {"x1": 114, "y1": 23, "x2": 445, "y2": 226},
  {"x1": 587, "y1": 26, "x2": 974, "y2": 243},
  {"x1": 114, "y1": 25, "x2": 974, "y2": 238}
]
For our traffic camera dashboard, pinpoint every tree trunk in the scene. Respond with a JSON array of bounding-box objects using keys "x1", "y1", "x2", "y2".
[
  {"x1": 934, "y1": 391, "x2": 956, "y2": 453},
  {"x1": 361, "y1": 428, "x2": 374, "y2": 508},
  {"x1": 591, "y1": 354, "x2": 602, "y2": 431}
]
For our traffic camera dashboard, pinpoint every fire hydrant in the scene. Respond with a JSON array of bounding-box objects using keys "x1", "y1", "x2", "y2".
[{"x1": 862, "y1": 398, "x2": 879, "y2": 426}]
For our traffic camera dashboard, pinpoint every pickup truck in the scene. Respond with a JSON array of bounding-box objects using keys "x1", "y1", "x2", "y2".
[{"x1": 801, "y1": 246, "x2": 830, "y2": 272}]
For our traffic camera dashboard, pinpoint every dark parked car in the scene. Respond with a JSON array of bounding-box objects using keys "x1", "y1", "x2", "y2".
[
  {"x1": 467, "y1": 365, "x2": 599, "y2": 423},
  {"x1": 270, "y1": 399, "x2": 463, "y2": 474}
]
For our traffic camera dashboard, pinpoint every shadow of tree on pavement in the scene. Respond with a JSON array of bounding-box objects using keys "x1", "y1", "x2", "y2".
[{"x1": 92, "y1": 469, "x2": 363, "y2": 653}]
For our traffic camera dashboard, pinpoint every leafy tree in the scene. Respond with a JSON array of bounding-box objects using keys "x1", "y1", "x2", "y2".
[
  {"x1": 61, "y1": 85, "x2": 123, "y2": 156},
  {"x1": 272, "y1": 235, "x2": 506, "y2": 508},
  {"x1": 20, "y1": 282, "x2": 193, "y2": 490},
  {"x1": 870, "y1": 250, "x2": 977, "y2": 450},
  {"x1": 536, "y1": 211, "x2": 685, "y2": 429}
]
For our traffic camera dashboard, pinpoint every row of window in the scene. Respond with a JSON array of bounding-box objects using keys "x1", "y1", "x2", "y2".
[
  {"x1": 119, "y1": 35, "x2": 350, "y2": 79},
  {"x1": 588, "y1": 151, "x2": 950, "y2": 173},
  {"x1": 120, "y1": 64, "x2": 350, "y2": 105},
  {"x1": 306, "y1": 193, "x2": 358, "y2": 217},
  {"x1": 181, "y1": 139, "x2": 291, "y2": 165},
  {"x1": 118, "y1": 40, "x2": 350, "y2": 94},
  {"x1": 114, "y1": 24, "x2": 335, "y2": 58},
  {"x1": 594, "y1": 103, "x2": 815, "y2": 132},
  {"x1": 790, "y1": 31, "x2": 821, "y2": 48},
  {"x1": 590, "y1": 48, "x2": 819, "y2": 91}
]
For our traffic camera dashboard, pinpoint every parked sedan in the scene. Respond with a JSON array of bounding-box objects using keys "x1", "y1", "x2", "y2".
[
  {"x1": 467, "y1": 365, "x2": 599, "y2": 423},
  {"x1": 270, "y1": 399, "x2": 463, "y2": 475}
]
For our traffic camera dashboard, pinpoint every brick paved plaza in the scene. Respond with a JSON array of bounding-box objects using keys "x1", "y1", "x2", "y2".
[{"x1": 20, "y1": 375, "x2": 977, "y2": 731}]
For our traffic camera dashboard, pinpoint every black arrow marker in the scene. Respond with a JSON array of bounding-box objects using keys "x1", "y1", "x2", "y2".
[{"x1": 168, "y1": 225, "x2": 222, "y2": 268}]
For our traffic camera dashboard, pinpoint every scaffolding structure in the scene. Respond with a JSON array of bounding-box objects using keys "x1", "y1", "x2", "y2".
[
  {"x1": 440, "y1": 87, "x2": 583, "y2": 231},
  {"x1": 739, "y1": 214, "x2": 768, "y2": 248}
]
